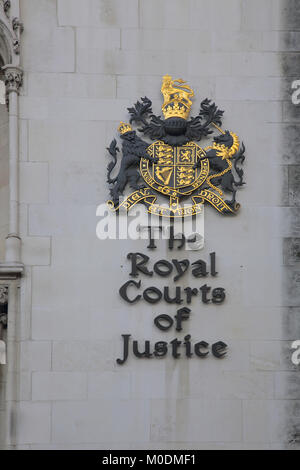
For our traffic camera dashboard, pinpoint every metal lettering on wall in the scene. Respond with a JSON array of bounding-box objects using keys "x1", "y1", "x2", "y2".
[
  {"x1": 116, "y1": 233, "x2": 227, "y2": 365},
  {"x1": 106, "y1": 75, "x2": 246, "y2": 217}
]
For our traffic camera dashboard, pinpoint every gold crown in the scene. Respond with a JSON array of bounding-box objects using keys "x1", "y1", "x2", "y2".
[
  {"x1": 161, "y1": 74, "x2": 194, "y2": 120},
  {"x1": 118, "y1": 122, "x2": 132, "y2": 135}
]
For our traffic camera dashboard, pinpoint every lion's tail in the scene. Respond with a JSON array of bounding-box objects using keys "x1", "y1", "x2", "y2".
[
  {"x1": 233, "y1": 142, "x2": 245, "y2": 186},
  {"x1": 107, "y1": 161, "x2": 117, "y2": 185},
  {"x1": 106, "y1": 139, "x2": 119, "y2": 185}
]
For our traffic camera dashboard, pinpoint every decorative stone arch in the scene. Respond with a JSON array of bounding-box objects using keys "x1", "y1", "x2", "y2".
[
  {"x1": 0, "y1": 23, "x2": 13, "y2": 66},
  {"x1": 0, "y1": 1, "x2": 23, "y2": 69}
]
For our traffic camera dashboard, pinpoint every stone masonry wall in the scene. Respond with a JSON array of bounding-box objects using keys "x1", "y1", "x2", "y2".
[
  {"x1": 5, "y1": 0, "x2": 299, "y2": 449},
  {"x1": 279, "y1": 0, "x2": 300, "y2": 448}
]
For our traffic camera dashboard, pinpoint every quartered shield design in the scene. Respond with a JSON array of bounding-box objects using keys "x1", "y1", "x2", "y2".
[{"x1": 141, "y1": 141, "x2": 209, "y2": 198}]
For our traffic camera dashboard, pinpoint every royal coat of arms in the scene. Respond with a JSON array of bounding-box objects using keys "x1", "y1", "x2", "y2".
[{"x1": 106, "y1": 75, "x2": 245, "y2": 217}]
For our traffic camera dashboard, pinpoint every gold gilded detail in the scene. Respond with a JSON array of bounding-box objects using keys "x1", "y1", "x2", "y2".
[
  {"x1": 118, "y1": 121, "x2": 132, "y2": 135},
  {"x1": 155, "y1": 166, "x2": 173, "y2": 185},
  {"x1": 141, "y1": 140, "x2": 209, "y2": 199},
  {"x1": 106, "y1": 75, "x2": 245, "y2": 217},
  {"x1": 205, "y1": 132, "x2": 240, "y2": 159},
  {"x1": 177, "y1": 166, "x2": 194, "y2": 185},
  {"x1": 156, "y1": 144, "x2": 173, "y2": 164},
  {"x1": 161, "y1": 75, "x2": 194, "y2": 120},
  {"x1": 204, "y1": 131, "x2": 239, "y2": 195}
]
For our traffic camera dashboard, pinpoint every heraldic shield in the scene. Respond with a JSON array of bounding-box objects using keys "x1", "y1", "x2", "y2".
[
  {"x1": 106, "y1": 75, "x2": 246, "y2": 217},
  {"x1": 142, "y1": 141, "x2": 209, "y2": 196}
]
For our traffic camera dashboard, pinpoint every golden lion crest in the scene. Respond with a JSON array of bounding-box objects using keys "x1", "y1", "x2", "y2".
[{"x1": 106, "y1": 75, "x2": 245, "y2": 217}]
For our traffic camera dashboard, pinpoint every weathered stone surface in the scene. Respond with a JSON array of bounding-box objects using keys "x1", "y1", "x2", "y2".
[
  {"x1": 57, "y1": 0, "x2": 139, "y2": 28},
  {"x1": 275, "y1": 124, "x2": 300, "y2": 164},
  {"x1": 20, "y1": 0, "x2": 75, "y2": 72},
  {"x1": 28, "y1": 204, "x2": 98, "y2": 237},
  {"x1": 77, "y1": 49, "x2": 188, "y2": 76},
  {"x1": 277, "y1": 0, "x2": 300, "y2": 31},
  {"x1": 283, "y1": 308, "x2": 300, "y2": 338},
  {"x1": 19, "y1": 162, "x2": 49, "y2": 204},
  {"x1": 216, "y1": 77, "x2": 282, "y2": 101},
  {"x1": 242, "y1": 0, "x2": 274, "y2": 31},
  {"x1": 283, "y1": 238, "x2": 300, "y2": 265},
  {"x1": 231, "y1": 52, "x2": 281, "y2": 77},
  {"x1": 4, "y1": 0, "x2": 298, "y2": 451},
  {"x1": 283, "y1": 102, "x2": 300, "y2": 122},
  {"x1": 281, "y1": 77, "x2": 299, "y2": 102},
  {"x1": 32, "y1": 372, "x2": 87, "y2": 401},
  {"x1": 134, "y1": 368, "x2": 255, "y2": 401},
  {"x1": 52, "y1": 400, "x2": 150, "y2": 443},
  {"x1": 140, "y1": 0, "x2": 191, "y2": 29},
  {"x1": 52, "y1": 341, "x2": 116, "y2": 371},
  {"x1": 279, "y1": 208, "x2": 300, "y2": 237},
  {"x1": 188, "y1": 53, "x2": 232, "y2": 77},
  {"x1": 21, "y1": 237, "x2": 51, "y2": 266},
  {"x1": 281, "y1": 53, "x2": 300, "y2": 76},
  {"x1": 250, "y1": 340, "x2": 300, "y2": 371},
  {"x1": 282, "y1": 267, "x2": 300, "y2": 306},
  {"x1": 15, "y1": 402, "x2": 51, "y2": 445},
  {"x1": 275, "y1": 372, "x2": 300, "y2": 398},
  {"x1": 212, "y1": 31, "x2": 262, "y2": 52},
  {"x1": 88, "y1": 371, "x2": 131, "y2": 399},
  {"x1": 19, "y1": 341, "x2": 51, "y2": 371},
  {"x1": 28, "y1": 121, "x2": 107, "y2": 162},
  {"x1": 243, "y1": 400, "x2": 300, "y2": 443},
  {"x1": 28, "y1": 73, "x2": 117, "y2": 99},
  {"x1": 263, "y1": 32, "x2": 300, "y2": 51},
  {"x1": 150, "y1": 399, "x2": 242, "y2": 442},
  {"x1": 288, "y1": 166, "x2": 300, "y2": 205},
  {"x1": 21, "y1": 97, "x2": 131, "y2": 121},
  {"x1": 49, "y1": 161, "x2": 105, "y2": 205},
  {"x1": 192, "y1": 0, "x2": 242, "y2": 31},
  {"x1": 121, "y1": 29, "x2": 211, "y2": 52}
]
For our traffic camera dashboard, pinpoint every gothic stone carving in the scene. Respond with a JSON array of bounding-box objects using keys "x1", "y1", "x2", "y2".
[
  {"x1": 0, "y1": 286, "x2": 8, "y2": 328},
  {"x1": 3, "y1": 65, "x2": 23, "y2": 93},
  {"x1": 1, "y1": 0, "x2": 23, "y2": 56}
]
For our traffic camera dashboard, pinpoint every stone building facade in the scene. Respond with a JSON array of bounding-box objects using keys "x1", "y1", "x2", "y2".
[{"x1": 0, "y1": 0, "x2": 299, "y2": 449}]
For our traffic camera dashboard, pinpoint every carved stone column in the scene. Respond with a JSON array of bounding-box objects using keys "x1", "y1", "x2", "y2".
[
  {"x1": 3, "y1": 65, "x2": 22, "y2": 93},
  {"x1": 0, "y1": 0, "x2": 24, "y2": 274},
  {"x1": 0, "y1": 1, "x2": 23, "y2": 449},
  {"x1": 2, "y1": 65, "x2": 23, "y2": 265}
]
